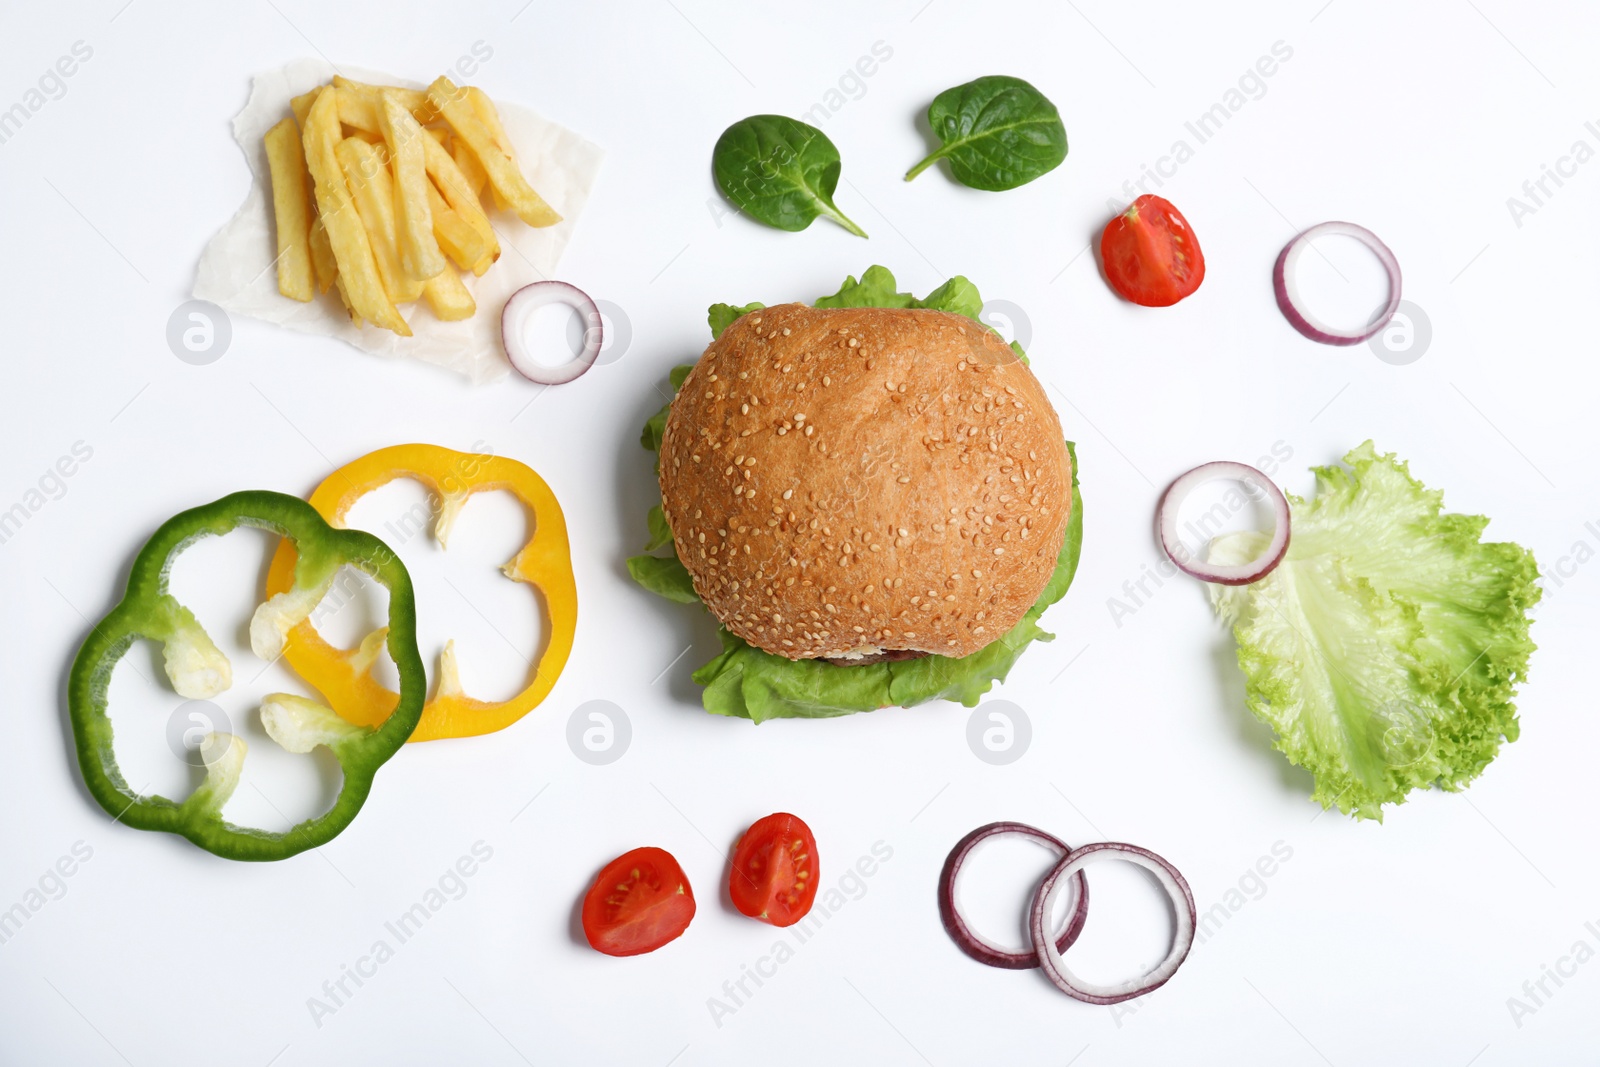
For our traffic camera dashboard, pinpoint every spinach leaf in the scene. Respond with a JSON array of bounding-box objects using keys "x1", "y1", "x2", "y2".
[
  {"x1": 905, "y1": 76, "x2": 1067, "y2": 191},
  {"x1": 713, "y1": 115, "x2": 868, "y2": 236}
]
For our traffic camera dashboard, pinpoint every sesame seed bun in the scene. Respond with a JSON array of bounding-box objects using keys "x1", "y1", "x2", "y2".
[{"x1": 658, "y1": 303, "x2": 1072, "y2": 661}]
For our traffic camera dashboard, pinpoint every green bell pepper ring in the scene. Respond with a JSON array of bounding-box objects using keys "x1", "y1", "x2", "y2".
[{"x1": 68, "y1": 490, "x2": 426, "y2": 861}]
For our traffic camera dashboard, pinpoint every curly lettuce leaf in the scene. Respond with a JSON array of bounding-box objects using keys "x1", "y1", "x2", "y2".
[
  {"x1": 1208, "y1": 442, "x2": 1539, "y2": 820},
  {"x1": 625, "y1": 554, "x2": 699, "y2": 604},
  {"x1": 628, "y1": 266, "x2": 1081, "y2": 720},
  {"x1": 709, "y1": 302, "x2": 764, "y2": 340}
]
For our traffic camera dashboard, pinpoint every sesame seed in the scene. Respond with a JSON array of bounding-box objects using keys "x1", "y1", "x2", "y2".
[
  {"x1": 805, "y1": 426, "x2": 814, "y2": 436},
  {"x1": 782, "y1": 489, "x2": 793, "y2": 499}
]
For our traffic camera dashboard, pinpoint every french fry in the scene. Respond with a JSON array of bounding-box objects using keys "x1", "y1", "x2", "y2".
[
  {"x1": 465, "y1": 87, "x2": 515, "y2": 211},
  {"x1": 427, "y1": 76, "x2": 561, "y2": 228},
  {"x1": 333, "y1": 275, "x2": 360, "y2": 326},
  {"x1": 308, "y1": 214, "x2": 337, "y2": 294},
  {"x1": 466, "y1": 87, "x2": 516, "y2": 157},
  {"x1": 421, "y1": 267, "x2": 475, "y2": 321},
  {"x1": 331, "y1": 77, "x2": 436, "y2": 124},
  {"x1": 419, "y1": 133, "x2": 498, "y2": 268},
  {"x1": 301, "y1": 88, "x2": 410, "y2": 335},
  {"x1": 334, "y1": 88, "x2": 382, "y2": 135},
  {"x1": 452, "y1": 138, "x2": 487, "y2": 200},
  {"x1": 290, "y1": 87, "x2": 321, "y2": 128},
  {"x1": 377, "y1": 92, "x2": 447, "y2": 282},
  {"x1": 263, "y1": 118, "x2": 314, "y2": 302},
  {"x1": 336, "y1": 138, "x2": 424, "y2": 304},
  {"x1": 425, "y1": 182, "x2": 493, "y2": 275}
]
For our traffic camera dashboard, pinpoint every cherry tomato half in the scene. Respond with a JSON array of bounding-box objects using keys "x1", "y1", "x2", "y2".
[
  {"x1": 1100, "y1": 194, "x2": 1205, "y2": 307},
  {"x1": 581, "y1": 846, "x2": 696, "y2": 956},
  {"x1": 729, "y1": 813, "x2": 818, "y2": 928}
]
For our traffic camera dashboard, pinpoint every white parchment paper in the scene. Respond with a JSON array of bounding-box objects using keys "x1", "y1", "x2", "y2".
[{"x1": 193, "y1": 59, "x2": 604, "y2": 383}]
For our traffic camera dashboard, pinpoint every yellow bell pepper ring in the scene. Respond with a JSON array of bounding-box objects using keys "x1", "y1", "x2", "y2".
[{"x1": 266, "y1": 444, "x2": 576, "y2": 742}]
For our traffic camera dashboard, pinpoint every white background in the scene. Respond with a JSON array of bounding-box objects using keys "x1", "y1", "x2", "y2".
[{"x1": 1, "y1": 0, "x2": 1596, "y2": 1063}]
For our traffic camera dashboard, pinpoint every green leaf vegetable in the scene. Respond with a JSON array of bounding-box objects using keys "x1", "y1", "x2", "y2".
[
  {"x1": 712, "y1": 115, "x2": 867, "y2": 236},
  {"x1": 1208, "y1": 443, "x2": 1540, "y2": 820},
  {"x1": 629, "y1": 267, "x2": 1081, "y2": 721},
  {"x1": 905, "y1": 75, "x2": 1068, "y2": 191}
]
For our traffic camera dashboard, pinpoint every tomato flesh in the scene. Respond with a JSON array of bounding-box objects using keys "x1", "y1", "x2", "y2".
[
  {"x1": 729, "y1": 813, "x2": 818, "y2": 928},
  {"x1": 581, "y1": 846, "x2": 696, "y2": 956},
  {"x1": 1100, "y1": 194, "x2": 1205, "y2": 307}
]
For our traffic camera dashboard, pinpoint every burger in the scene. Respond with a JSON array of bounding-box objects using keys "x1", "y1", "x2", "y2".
[{"x1": 629, "y1": 267, "x2": 1081, "y2": 721}]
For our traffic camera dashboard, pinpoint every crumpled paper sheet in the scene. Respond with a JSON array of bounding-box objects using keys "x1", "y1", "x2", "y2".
[{"x1": 194, "y1": 59, "x2": 604, "y2": 384}]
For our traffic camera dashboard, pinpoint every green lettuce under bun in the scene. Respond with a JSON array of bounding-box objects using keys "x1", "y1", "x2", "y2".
[
  {"x1": 626, "y1": 267, "x2": 1082, "y2": 721},
  {"x1": 1208, "y1": 443, "x2": 1540, "y2": 820}
]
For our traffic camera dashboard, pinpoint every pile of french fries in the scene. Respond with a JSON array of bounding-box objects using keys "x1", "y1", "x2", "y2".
[{"x1": 263, "y1": 75, "x2": 560, "y2": 336}]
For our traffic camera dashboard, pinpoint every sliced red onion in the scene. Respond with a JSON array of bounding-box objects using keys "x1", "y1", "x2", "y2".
[
  {"x1": 501, "y1": 281, "x2": 602, "y2": 384},
  {"x1": 1030, "y1": 842, "x2": 1196, "y2": 1006},
  {"x1": 1274, "y1": 221, "x2": 1402, "y2": 346},
  {"x1": 1157, "y1": 461, "x2": 1290, "y2": 586},
  {"x1": 938, "y1": 822, "x2": 1089, "y2": 970}
]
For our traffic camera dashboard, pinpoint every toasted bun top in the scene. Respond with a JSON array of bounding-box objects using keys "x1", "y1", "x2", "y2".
[{"x1": 657, "y1": 303, "x2": 1072, "y2": 661}]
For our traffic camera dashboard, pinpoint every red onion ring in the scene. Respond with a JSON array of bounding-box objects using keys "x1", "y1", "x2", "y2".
[
  {"x1": 1157, "y1": 461, "x2": 1290, "y2": 586},
  {"x1": 938, "y1": 822, "x2": 1089, "y2": 970},
  {"x1": 1274, "y1": 221, "x2": 1402, "y2": 346},
  {"x1": 1029, "y1": 842, "x2": 1196, "y2": 1005},
  {"x1": 501, "y1": 281, "x2": 603, "y2": 384}
]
